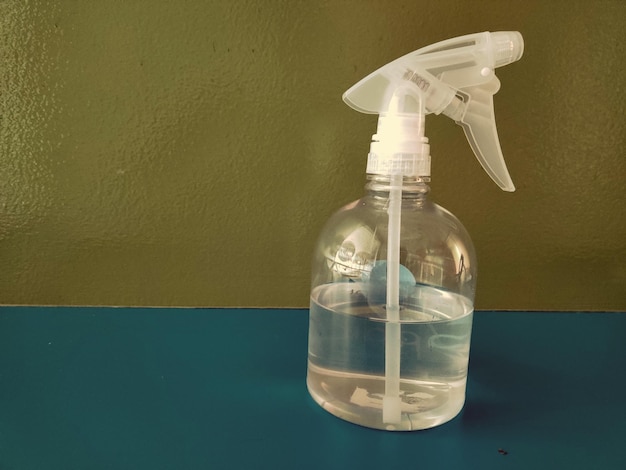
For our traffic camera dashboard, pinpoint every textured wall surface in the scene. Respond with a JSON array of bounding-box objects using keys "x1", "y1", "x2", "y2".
[{"x1": 1, "y1": 0, "x2": 625, "y2": 310}]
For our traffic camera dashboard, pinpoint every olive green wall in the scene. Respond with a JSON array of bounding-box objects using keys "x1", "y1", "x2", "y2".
[{"x1": 1, "y1": 0, "x2": 624, "y2": 310}]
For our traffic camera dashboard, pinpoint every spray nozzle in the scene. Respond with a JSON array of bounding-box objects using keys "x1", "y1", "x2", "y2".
[
  {"x1": 491, "y1": 31, "x2": 524, "y2": 67},
  {"x1": 343, "y1": 31, "x2": 524, "y2": 191}
]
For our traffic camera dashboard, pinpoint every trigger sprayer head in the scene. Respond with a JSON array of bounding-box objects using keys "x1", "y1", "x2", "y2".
[{"x1": 343, "y1": 31, "x2": 524, "y2": 191}]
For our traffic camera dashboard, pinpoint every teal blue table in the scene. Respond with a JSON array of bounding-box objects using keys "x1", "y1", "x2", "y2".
[{"x1": 0, "y1": 307, "x2": 624, "y2": 469}]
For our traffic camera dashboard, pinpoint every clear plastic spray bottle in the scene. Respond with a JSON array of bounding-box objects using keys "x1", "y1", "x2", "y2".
[{"x1": 307, "y1": 31, "x2": 524, "y2": 430}]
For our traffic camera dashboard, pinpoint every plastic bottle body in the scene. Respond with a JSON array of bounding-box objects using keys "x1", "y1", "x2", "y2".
[{"x1": 307, "y1": 177, "x2": 477, "y2": 430}]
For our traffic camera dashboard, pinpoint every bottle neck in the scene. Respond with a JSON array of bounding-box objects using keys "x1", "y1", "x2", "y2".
[{"x1": 365, "y1": 174, "x2": 431, "y2": 201}]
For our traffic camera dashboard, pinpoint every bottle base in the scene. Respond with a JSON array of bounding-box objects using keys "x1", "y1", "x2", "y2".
[{"x1": 307, "y1": 362, "x2": 466, "y2": 431}]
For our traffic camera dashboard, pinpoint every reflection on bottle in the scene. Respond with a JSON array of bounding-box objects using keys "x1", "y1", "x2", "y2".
[{"x1": 328, "y1": 226, "x2": 380, "y2": 279}]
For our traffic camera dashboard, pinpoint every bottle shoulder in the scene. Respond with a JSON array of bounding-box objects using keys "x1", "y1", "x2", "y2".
[{"x1": 325, "y1": 196, "x2": 470, "y2": 234}]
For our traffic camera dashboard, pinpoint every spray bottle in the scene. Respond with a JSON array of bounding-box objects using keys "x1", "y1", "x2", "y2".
[{"x1": 307, "y1": 31, "x2": 524, "y2": 430}]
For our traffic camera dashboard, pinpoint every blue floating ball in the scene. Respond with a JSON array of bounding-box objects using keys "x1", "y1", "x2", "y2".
[{"x1": 367, "y1": 261, "x2": 416, "y2": 309}]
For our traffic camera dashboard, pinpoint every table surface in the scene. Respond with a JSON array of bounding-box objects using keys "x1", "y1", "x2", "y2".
[{"x1": 0, "y1": 307, "x2": 624, "y2": 470}]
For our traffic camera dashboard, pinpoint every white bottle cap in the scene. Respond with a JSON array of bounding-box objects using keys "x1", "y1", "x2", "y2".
[{"x1": 367, "y1": 113, "x2": 431, "y2": 177}]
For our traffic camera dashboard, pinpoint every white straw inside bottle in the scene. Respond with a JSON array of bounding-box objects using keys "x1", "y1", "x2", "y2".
[{"x1": 383, "y1": 172, "x2": 402, "y2": 424}]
